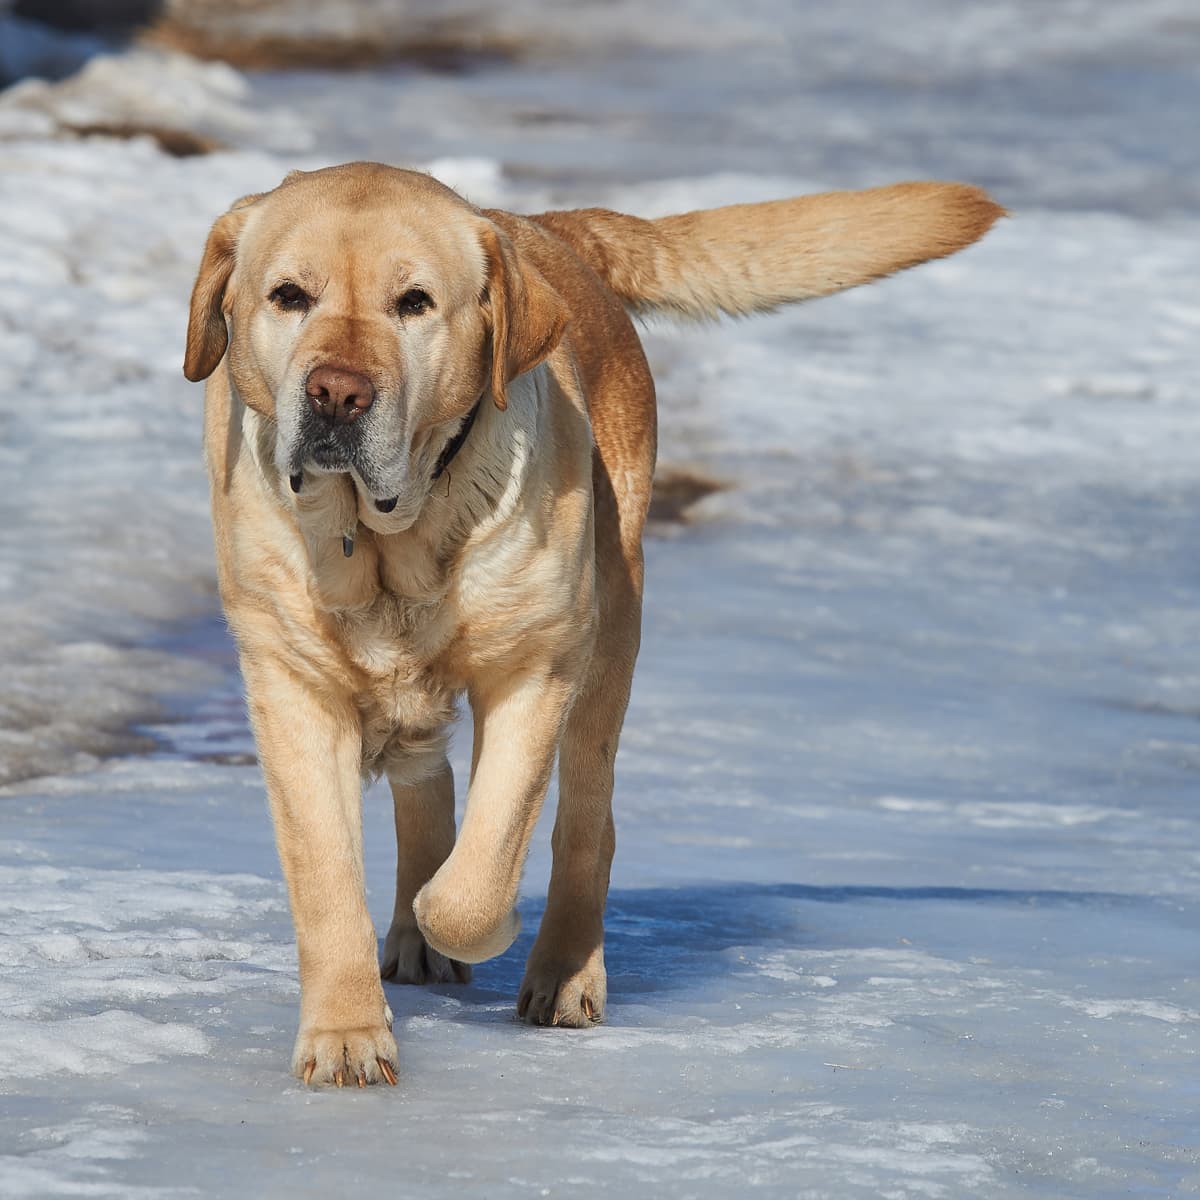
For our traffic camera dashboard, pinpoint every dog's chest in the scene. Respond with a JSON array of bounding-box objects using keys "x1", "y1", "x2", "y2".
[{"x1": 332, "y1": 549, "x2": 461, "y2": 778}]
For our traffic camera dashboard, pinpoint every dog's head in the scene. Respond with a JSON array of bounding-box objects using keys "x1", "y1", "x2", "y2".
[{"x1": 184, "y1": 163, "x2": 566, "y2": 527}]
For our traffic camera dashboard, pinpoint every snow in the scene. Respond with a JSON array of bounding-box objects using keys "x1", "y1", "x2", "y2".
[
  {"x1": 0, "y1": 48, "x2": 312, "y2": 151},
  {"x1": 1, "y1": 2, "x2": 1199, "y2": 1197}
]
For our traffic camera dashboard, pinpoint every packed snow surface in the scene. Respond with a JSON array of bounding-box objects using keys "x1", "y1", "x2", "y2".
[{"x1": 0, "y1": 3, "x2": 1197, "y2": 1197}]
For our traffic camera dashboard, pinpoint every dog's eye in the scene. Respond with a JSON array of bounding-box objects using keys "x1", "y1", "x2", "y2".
[
  {"x1": 396, "y1": 288, "x2": 434, "y2": 317},
  {"x1": 269, "y1": 282, "x2": 311, "y2": 312}
]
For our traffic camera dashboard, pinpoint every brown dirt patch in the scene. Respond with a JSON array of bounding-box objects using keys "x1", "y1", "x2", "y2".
[
  {"x1": 648, "y1": 466, "x2": 728, "y2": 526},
  {"x1": 65, "y1": 121, "x2": 224, "y2": 156},
  {"x1": 142, "y1": 16, "x2": 522, "y2": 72}
]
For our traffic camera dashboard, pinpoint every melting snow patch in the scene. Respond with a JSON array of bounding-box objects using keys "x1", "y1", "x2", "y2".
[
  {"x1": 0, "y1": 865, "x2": 285, "y2": 931},
  {"x1": 1064, "y1": 998, "x2": 1199, "y2": 1024},
  {"x1": 0, "y1": 1010, "x2": 208, "y2": 1080},
  {"x1": 0, "y1": 858, "x2": 293, "y2": 1063},
  {"x1": 955, "y1": 802, "x2": 1132, "y2": 829},
  {"x1": 0, "y1": 49, "x2": 311, "y2": 152},
  {"x1": 0, "y1": 1108, "x2": 185, "y2": 1200},
  {"x1": 876, "y1": 796, "x2": 948, "y2": 813}
]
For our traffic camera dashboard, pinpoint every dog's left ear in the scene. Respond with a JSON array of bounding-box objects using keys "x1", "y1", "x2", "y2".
[
  {"x1": 183, "y1": 193, "x2": 262, "y2": 382},
  {"x1": 480, "y1": 223, "x2": 568, "y2": 410}
]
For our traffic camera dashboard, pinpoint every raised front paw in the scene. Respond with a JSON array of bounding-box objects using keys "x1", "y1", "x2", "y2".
[
  {"x1": 380, "y1": 923, "x2": 472, "y2": 985},
  {"x1": 292, "y1": 1022, "x2": 399, "y2": 1088},
  {"x1": 517, "y1": 950, "x2": 606, "y2": 1028}
]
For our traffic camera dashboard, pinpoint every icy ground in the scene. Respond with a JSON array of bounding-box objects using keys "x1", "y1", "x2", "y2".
[{"x1": 1, "y1": 3, "x2": 1199, "y2": 1197}]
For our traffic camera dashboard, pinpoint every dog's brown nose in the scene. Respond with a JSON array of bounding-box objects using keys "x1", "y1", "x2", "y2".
[{"x1": 305, "y1": 365, "x2": 375, "y2": 423}]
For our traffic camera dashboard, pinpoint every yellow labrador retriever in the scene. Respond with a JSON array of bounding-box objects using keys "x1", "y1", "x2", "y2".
[{"x1": 184, "y1": 163, "x2": 1001, "y2": 1087}]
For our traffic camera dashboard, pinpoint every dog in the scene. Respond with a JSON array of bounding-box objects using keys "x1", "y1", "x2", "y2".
[{"x1": 184, "y1": 162, "x2": 1001, "y2": 1086}]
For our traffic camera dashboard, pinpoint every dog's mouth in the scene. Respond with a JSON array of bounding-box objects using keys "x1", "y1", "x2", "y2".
[
  {"x1": 309, "y1": 442, "x2": 354, "y2": 473},
  {"x1": 292, "y1": 413, "x2": 391, "y2": 498},
  {"x1": 287, "y1": 435, "x2": 411, "y2": 536},
  {"x1": 289, "y1": 448, "x2": 402, "y2": 510},
  {"x1": 285, "y1": 398, "x2": 481, "y2": 529},
  {"x1": 293, "y1": 405, "x2": 359, "y2": 466}
]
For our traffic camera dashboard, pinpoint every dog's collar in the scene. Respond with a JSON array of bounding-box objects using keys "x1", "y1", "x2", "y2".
[{"x1": 432, "y1": 400, "x2": 483, "y2": 482}]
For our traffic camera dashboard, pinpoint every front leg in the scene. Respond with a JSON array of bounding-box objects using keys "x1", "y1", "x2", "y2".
[
  {"x1": 242, "y1": 651, "x2": 398, "y2": 1087},
  {"x1": 381, "y1": 757, "x2": 471, "y2": 985},
  {"x1": 413, "y1": 669, "x2": 575, "y2": 966}
]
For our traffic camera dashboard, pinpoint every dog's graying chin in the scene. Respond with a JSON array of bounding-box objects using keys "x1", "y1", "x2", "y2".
[{"x1": 276, "y1": 390, "x2": 442, "y2": 530}]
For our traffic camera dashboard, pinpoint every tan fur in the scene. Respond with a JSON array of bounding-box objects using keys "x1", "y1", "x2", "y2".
[
  {"x1": 534, "y1": 182, "x2": 1005, "y2": 319},
  {"x1": 185, "y1": 162, "x2": 1000, "y2": 1086}
]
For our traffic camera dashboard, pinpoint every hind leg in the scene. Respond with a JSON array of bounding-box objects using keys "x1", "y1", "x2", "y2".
[
  {"x1": 381, "y1": 758, "x2": 471, "y2": 985},
  {"x1": 517, "y1": 599, "x2": 640, "y2": 1027}
]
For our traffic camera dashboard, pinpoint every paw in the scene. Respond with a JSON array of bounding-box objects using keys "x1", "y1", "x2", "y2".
[
  {"x1": 292, "y1": 1021, "x2": 399, "y2": 1088},
  {"x1": 380, "y1": 923, "x2": 472, "y2": 985},
  {"x1": 517, "y1": 954, "x2": 606, "y2": 1028},
  {"x1": 413, "y1": 876, "x2": 520, "y2": 964}
]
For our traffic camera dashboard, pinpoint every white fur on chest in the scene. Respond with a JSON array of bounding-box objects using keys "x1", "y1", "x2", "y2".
[{"x1": 335, "y1": 543, "x2": 460, "y2": 781}]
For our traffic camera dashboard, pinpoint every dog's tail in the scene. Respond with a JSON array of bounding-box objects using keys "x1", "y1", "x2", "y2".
[{"x1": 532, "y1": 182, "x2": 1003, "y2": 320}]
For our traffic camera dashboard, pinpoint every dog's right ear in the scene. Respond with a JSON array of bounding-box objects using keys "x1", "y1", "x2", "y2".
[{"x1": 183, "y1": 193, "x2": 262, "y2": 382}]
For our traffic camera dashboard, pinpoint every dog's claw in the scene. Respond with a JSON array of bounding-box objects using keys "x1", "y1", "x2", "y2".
[
  {"x1": 357, "y1": 1068, "x2": 366, "y2": 1088},
  {"x1": 334, "y1": 1067, "x2": 345, "y2": 1088},
  {"x1": 581, "y1": 996, "x2": 596, "y2": 1021},
  {"x1": 303, "y1": 1058, "x2": 316, "y2": 1086},
  {"x1": 377, "y1": 1057, "x2": 398, "y2": 1086}
]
